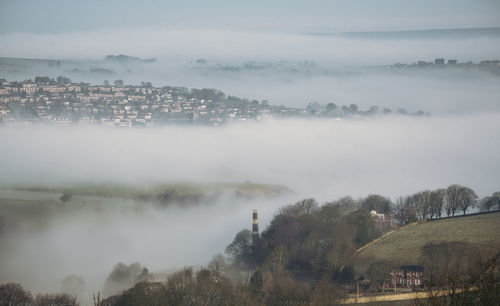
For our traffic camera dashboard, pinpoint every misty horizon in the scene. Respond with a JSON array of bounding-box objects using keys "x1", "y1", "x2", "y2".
[
  {"x1": 2, "y1": 115, "x2": 499, "y2": 199},
  {"x1": 1, "y1": 1, "x2": 499, "y2": 305}
]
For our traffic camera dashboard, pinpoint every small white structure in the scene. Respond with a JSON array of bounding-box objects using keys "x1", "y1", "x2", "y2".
[{"x1": 370, "y1": 210, "x2": 385, "y2": 220}]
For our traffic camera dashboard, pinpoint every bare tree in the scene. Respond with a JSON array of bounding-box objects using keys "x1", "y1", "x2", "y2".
[
  {"x1": 480, "y1": 196, "x2": 498, "y2": 211},
  {"x1": 429, "y1": 189, "x2": 446, "y2": 218},
  {"x1": 225, "y1": 229, "x2": 253, "y2": 269},
  {"x1": 361, "y1": 194, "x2": 392, "y2": 214},
  {"x1": 394, "y1": 196, "x2": 407, "y2": 224},
  {"x1": 208, "y1": 254, "x2": 226, "y2": 282},
  {"x1": 414, "y1": 190, "x2": 432, "y2": 220},
  {"x1": 492, "y1": 191, "x2": 500, "y2": 210},
  {"x1": 394, "y1": 195, "x2": 418, "y2": 224},
  {"x1": 457, "y1": 187, "x2": 478, "y2": 215},
  {"x1": 446, "y1": 184, "x2": 462, "y2": 216},
  {"x1": 102, "y1": 262, "x2": 148, "y2": 297},
  {"x1": 0, "y1": 283, "x2": 33, "y2": 306},
  {"x1": 165, "y1": 268, "x2": 195, "y2": 305},
  {"x1": 280, "y1": 198, "x2": 319, "y2": 217},
  {"x1": 493, "y1": 191, "x2": 500, "y2": 200},
  {"x1": 34, "y1": 293, "x2": 78, "y2": 306}
]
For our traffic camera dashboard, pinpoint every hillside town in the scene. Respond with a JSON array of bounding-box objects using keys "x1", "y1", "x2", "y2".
[
  {"x1": 0, "y1": 77, "x2": 425, "y2": 127},
  {"x1": 390, "y1": 58, "x2": 500, "y2": 74}
]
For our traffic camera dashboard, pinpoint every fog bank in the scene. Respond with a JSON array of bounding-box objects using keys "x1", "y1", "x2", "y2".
[
  {"x1": 0, "y1": 191, "x2": 289, "y2": 301},
  {"x1": 1, "y1": 115, "x2": 499, "y2": 198},
  {"x1": 2, "y1": 28, "x2": 500, "y2": 112},
  {"x1": 2, "y1": 28, "x2": 500, "y2": 63},
  {"x1": 1, "y1": 114, "x2": 499, "y2": 301}
]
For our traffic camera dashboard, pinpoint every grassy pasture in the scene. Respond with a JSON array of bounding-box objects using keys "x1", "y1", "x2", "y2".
[
  {"x1": 2, "y1": 181, "x2": 288, "y2": 201},
  {"x1": 348, "y1": 212, "x2": 500, "y2": 276}
]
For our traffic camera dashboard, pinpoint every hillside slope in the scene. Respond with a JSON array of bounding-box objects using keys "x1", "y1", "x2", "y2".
[
  {"x1": 348, "y1": 212, "x2": 500, "y2": 277},
  {"x1": 3, "y1": 181, "x2": 288, "y2": 203}
]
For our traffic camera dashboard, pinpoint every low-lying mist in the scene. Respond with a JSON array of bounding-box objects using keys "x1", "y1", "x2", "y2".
[
  {"x1": 0, "y1": 190, "x2": 290, "y2": 301},
  {"x1": 4, "y1": 63, "x2": 500, "y2": 113},
  {"x1": 1, "y1": 115, "x2": 499, "y2": 197},
  {"x1": 1, "y1": 114, "x2": 499, "y2": 301},
  {"x1": 2, "y1": 28, "x2": 500, "y2": 63},
  {"x1": 2, "y1": 28, "x2": 500, "y2": 113}
]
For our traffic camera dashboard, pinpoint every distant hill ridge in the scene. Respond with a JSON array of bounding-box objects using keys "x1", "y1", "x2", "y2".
[{"x1": 308, "y1": 27, "x2": 500, "y2": 39}]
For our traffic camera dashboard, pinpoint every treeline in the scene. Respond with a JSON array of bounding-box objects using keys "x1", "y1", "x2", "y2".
[
  {"x1": 102, "y1": 197, "x2": 375, "y2": 305},
  {"x1": 99, "y1": 195, "x2": 393, "y2": 305},
  {"x1": 100, "y1": 184, "x2": 498, "y2": 304},
  {"x1": 0, "y1": 196, "x2": 384, "y2": 305},
  {"x1": 1, "y1": 185, "x2": 498, "y2": 305},
  {"x1": 0, "y1": 283, "x2": 78, "y2": 306},
  {"x1": 306, "y1": 101, "x2": 428, "y2": 117},
  {"x1": 97, "y1": 259, "x2": 346, "y2": 306},
  {"x1": 416, "y1": 248, "x2": 500, "y2": 306},
  {"x1": 221, "y1": 184, "x2": 499, "y2": 304},
  {"x1": 395, "y1": 184, "x2": 500, "y2": 225}
]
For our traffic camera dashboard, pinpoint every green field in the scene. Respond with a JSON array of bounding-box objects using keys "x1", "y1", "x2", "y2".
[
  {"x1": 347, "y1": 212, "x2": 500, "y2": 277},
  {"x1": 2, "y1": 181, "x2": 288, "y2": 202},
  {"x1": 0, "y1": 181, "x2": 289, "y2": 225}
]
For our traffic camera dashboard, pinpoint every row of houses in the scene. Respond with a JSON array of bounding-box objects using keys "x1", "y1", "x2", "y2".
[
  {"x1": 0, "y1": 78, "x2": 424, "y2": 127},
  {"x1": 0, "y1": 80, "x2": 282, "y2": 126},
  {"x1": 391, "y1": 265, "x2": 424, "y2": 288}
]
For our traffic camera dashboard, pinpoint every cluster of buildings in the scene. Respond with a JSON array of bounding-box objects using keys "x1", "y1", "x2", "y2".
[
  {"x1": 393, "y1": 58, "x2": 500, "y2": 73},
  {"x1": 391, "y1": 265, "x2": 424, "y2": 288},
  {"x1": 0, "y1": 78, "x2": 419, "y2": 127},
  {"x1": 367, "y1": 211, "x2": 424, "y2": 290},
  {"x1": 0, "y1": 78, "x2": 299, "y2": 127}
]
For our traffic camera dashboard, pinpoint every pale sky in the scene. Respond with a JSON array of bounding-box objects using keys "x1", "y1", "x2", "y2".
[{"x1": 1, "y1": 0, "x2": 499, "y2": 34}]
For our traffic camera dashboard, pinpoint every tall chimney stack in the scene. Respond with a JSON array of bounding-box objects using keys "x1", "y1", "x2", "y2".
[{"x1": 252, "y1": 209, "x2": 259, "y2": 244}]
